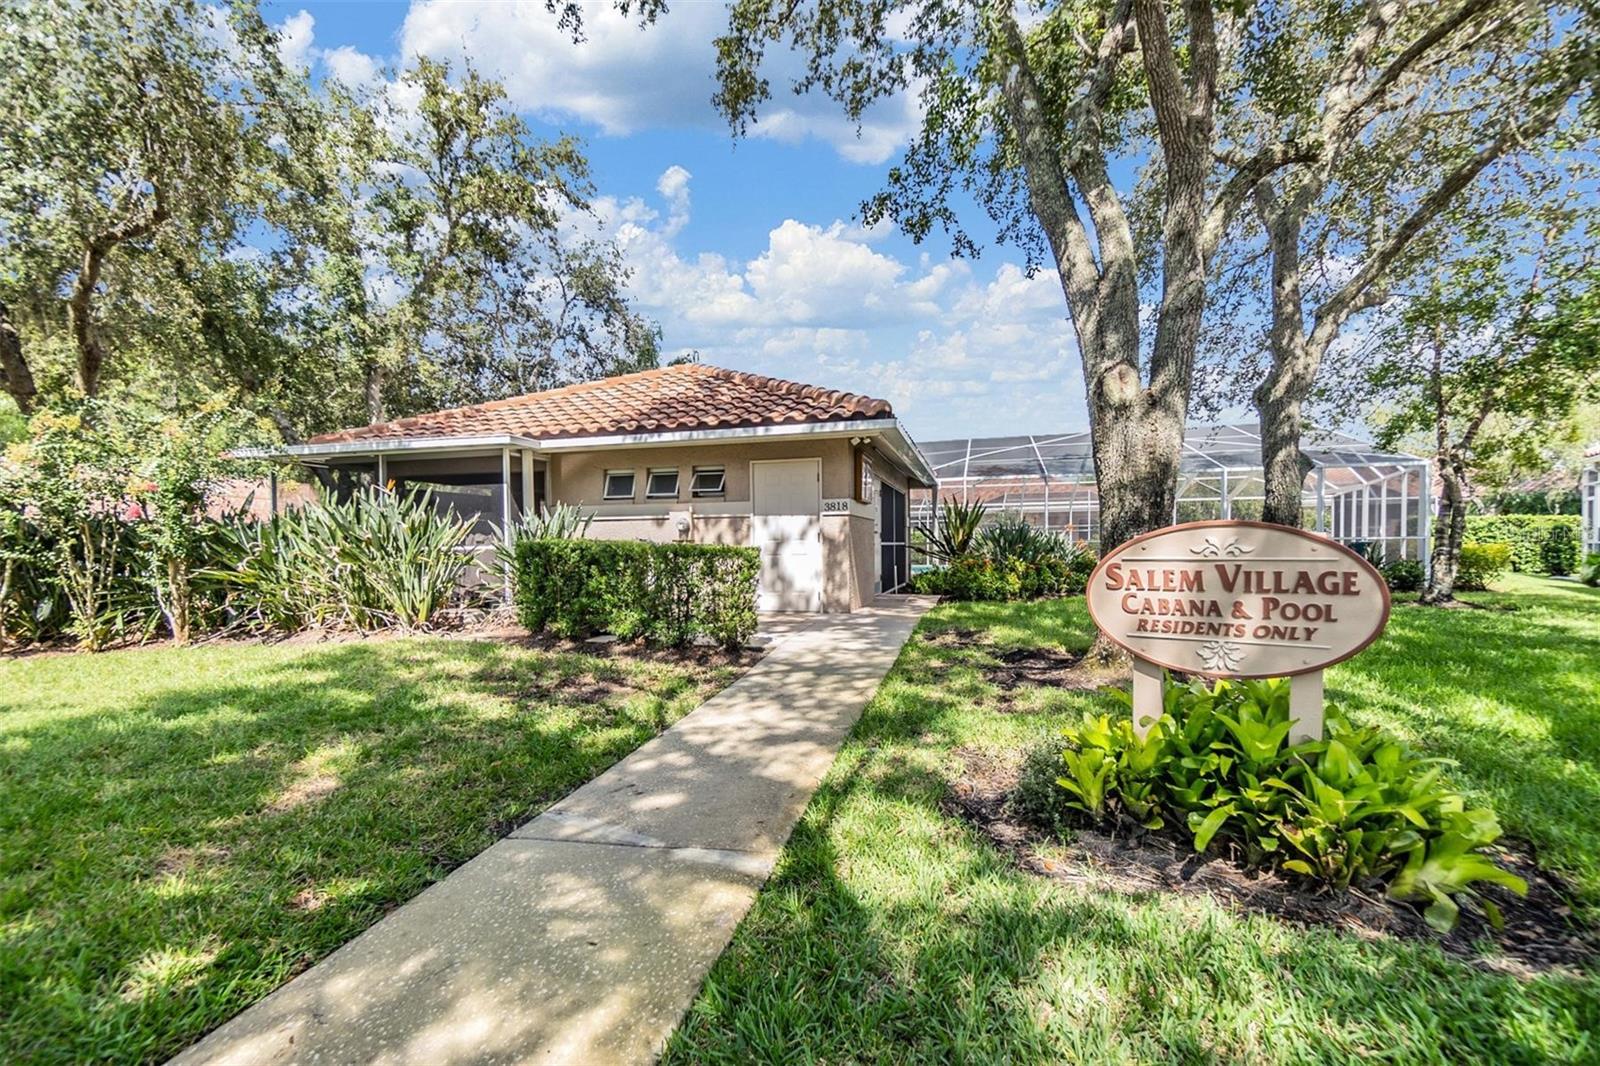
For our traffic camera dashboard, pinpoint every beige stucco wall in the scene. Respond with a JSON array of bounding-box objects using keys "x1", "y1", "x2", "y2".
[
  {"x1": 547, "y1": 438, "x2": 919, "y2": 612},
  {"x1": 546, "y1": 437, "x2": 857, "y2": 506},
  {"x1": 330, "y1": 435, "x2": 922, "y2": 613}
]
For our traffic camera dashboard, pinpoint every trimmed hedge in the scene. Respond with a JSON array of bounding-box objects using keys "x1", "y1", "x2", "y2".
[
  {"x1": 1464, "y1": 514, "x2": 1581, "y2": 574},
  {"x1": 512, "y1": 539, "x2": 760, "y2": 649},
  {"x1": 1456, "y1": 541, "x2": 1512, "y2": 591}
]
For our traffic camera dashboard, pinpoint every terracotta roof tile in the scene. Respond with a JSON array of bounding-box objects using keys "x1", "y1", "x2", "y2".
[{"x1": 307, "y1": 364, "x2": 894, "y2": 445}]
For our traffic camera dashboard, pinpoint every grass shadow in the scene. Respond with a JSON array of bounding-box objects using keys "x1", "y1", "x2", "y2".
[{"x1": 0, "y1": 637, "x2": 736, "y2": 1064}]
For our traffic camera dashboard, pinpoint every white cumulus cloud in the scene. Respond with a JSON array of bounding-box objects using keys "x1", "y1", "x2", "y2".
[
  {"x1": 586, "y1": 167, "x2": 1086, "y2": 439},
  {"x1": 396, "y1": 0, "x2": 917, "y2": 164}
]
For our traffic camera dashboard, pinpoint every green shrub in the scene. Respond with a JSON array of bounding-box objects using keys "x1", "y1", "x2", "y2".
[
  {"x1": 0, "y1": 508, "x2": 66, "y2": 646},
  {"x1": 135, "y1": 407, "x2": 250, "y2": 644},
  {"x1": 0, "y1": 405, "x2": 149, "y2": 649},
  {"x1": 1463, "y1": 514, "x2": 1581, "y2": 573},
  {"x1": 919, "y1": 555, "x2": 1022, "y2": 600},
  {"x1": 1539, "y1": 522, "x2": 1578, "y2": 576},
  {"x1": 512, "y1": 539, "x2": 759, "y2": 649},
  {"x1": 1581, "y1": 552, "x2": 1600, "y2": 588},
  {"x1": 487, "y1": 502, "x2": 593, "y2": 587},
  {"x1": 1381, "y1": 558, "x2": 1424, "y2": 593},
  {"x1": 1485, "y1": 488, "x2": 1580, "y2": 515},
  {"x1": 1456, "y1": 541, "x2": 1512, "y2": 591},
  {"x1": 913, "y1": 519, "x2": 1094, "y2": 602},
  {"x1": 1025, "y1": 678, "x2": 1525, "y2": 931}
]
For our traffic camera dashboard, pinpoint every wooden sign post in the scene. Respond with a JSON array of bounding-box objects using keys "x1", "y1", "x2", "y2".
[{"x1": 1086, "y1": 521, "x2": 1391, "y2": 741}]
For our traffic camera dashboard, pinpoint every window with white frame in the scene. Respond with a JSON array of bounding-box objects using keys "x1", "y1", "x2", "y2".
[
  {"x1": 646, "y1": 468, "x2": 680, "y2": 499},
  {"x1": 603, "y1": 470, "x2": 636, "y2": 500},
  {"x1": 691, "y1": 466, "x2": 726, "y2": 498}
]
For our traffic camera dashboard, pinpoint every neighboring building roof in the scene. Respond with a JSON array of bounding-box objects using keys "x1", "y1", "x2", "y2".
[{"x1": 307, "y1": 363, "x2": 894, "y2": 445}]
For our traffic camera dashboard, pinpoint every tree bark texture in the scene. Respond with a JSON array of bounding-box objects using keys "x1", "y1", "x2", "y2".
[
  {"x1": 364, "y1": 360, "x2": 386, "y2": 423},
  {"x1": 1422, "y1": 450, "x2": 1467, "y2": 604},
  {"x1": 993, "y1": 0, "x2": 1230, "y2": 557},
  {"x1": 166, "y1": 557, "x2": 192, "y2": 645},
  {"x1": 0, "y1": 299, "x2": 37, "y2": 415},
  {"x1": 67, "y1": 198, "x2": 170, "y2": 399}
]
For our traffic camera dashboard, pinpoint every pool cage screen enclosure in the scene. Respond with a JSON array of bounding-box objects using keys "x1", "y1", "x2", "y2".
[
  {"x1": 912, "y1": 424, "x2": 1430, "y2": 567},
  {"x1": 1584, "y1": 447, "x2": 1599, "y2": 557}
]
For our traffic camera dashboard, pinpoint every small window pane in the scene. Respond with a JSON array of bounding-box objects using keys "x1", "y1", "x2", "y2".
[
  {"x1": 691, "y1": 467, "x2": 726, "y2": 497},
  {"x1": 646, "y1": 469, "x2": 680, "y2": 499},
  {"x1": 603, "y1": 470, "x2": 635, "y2": 500}
]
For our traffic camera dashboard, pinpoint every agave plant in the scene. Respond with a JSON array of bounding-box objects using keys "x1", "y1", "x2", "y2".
[
  {"x1": 487, "y1": 501, "x2": 594, "y2": 585},
  {"x1": 329, "y1": 486, "x2": 474, "y2": 629},
  {"x1": 203, "y1": 486, "x2": 473, "y2": 632},
  {"x1": 916, "y1": 497, "x2": 987, "y2": 562}
]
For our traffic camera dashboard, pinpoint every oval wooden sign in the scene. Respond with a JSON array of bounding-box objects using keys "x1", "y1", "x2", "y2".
[{"x1": 1086, "y1": 520, "x2": 1391, "y2": 679}]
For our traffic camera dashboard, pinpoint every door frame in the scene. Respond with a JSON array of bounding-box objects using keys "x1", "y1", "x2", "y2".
[
  {"x1": 748, "y1": 457, "x2": 823, "y2": 612},
  {"x1": 878, "y1": 481, "x2": 909, "y2": 593}
]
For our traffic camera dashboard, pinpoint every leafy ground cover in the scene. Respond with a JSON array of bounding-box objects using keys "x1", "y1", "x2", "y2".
[
  {"x1": 665, "y1": 574, "x2": 1600, "y2": 1064},
  {"x1": 0, "y1": 635, "x2": 746, "y2": 1064}
]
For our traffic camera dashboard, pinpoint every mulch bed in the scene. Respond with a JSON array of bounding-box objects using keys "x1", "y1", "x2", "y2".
[
  {"x1": 944, "y1": 747, "x2": 1598, "y2": 977},
  {"x1": 986, "y1": 647, "x2": 1111, "y2": 693},
  {"x1": 918, "y1": 630, "x2": 1118, "y2": 701}
]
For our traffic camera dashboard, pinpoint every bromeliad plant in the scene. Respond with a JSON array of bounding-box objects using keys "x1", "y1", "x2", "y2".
[{"x1": 1024, "y1": 677, "x2": 1527, "y2": 931}]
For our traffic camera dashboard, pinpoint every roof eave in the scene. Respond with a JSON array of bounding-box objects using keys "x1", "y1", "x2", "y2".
[
  {"x1": 233, "y1": 433, "x2": 545, "y2": 463},
  {"x1": 236, "y1": 418, "x2": 938, "y2": 486}
]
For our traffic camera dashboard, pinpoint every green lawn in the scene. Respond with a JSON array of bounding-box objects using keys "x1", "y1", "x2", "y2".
[
  {"x1": 0, "y1": 636, "x2": 743, "y2": 1065},
  {"x1": 665, "y1": 574, "x2": 1600, "y2": 1064}
]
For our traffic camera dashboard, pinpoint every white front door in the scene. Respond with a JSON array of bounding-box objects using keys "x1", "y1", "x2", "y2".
[{"x1": 751, "y1": 458, "x2": 823, "y2": 612}]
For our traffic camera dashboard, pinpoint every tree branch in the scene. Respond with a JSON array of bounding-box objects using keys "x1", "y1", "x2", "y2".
[
  {"x1": 1060, "y1": 0, "x2": 1136, "y2": 173},
  {"x1": 1202, "y1": 140, "x2": 1318, "y2": 259},
  {"x1": 992, "y1": 3, "x2": 1106, "y2": 333},
  {"x1": 1342, "y1": 0, "x2": 1498, "y2": 133},
  {"x1": 69, "y1": 191, "x2": 170, "y2": 397},
  {"x1": 1133, "y1": 0, "x2": 1194, "y2": 168},
  {"x1": 1309, "y1": 69, "x2": 1582, "y2": 353}
]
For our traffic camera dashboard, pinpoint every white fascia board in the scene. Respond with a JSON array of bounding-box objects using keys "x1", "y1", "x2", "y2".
[
  {"x1": 235, "y1": 434, "x2": 544, "y2": 462},
  {"x1": 238, "y1": 418, "x2": 939, "y2": 486}
]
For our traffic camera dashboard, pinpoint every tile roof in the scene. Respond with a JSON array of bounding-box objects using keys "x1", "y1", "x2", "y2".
[{"x1": 306, "y1": 364, "x2": 894, "y2": 445}]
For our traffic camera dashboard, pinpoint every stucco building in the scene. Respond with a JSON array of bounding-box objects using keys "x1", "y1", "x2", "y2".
[{"x1": 257, "y1": 364, "x2": 936, "y2": 612}]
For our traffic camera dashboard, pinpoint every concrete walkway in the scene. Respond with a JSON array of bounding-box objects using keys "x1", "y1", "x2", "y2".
[{"x1": 172, "y1": 597, "x2": 933, "y2": 1066}]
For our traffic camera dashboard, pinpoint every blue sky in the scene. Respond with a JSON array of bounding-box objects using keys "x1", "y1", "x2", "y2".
[{"x1": 259, "y1": 0, "x2": 1089, "y2": 442}]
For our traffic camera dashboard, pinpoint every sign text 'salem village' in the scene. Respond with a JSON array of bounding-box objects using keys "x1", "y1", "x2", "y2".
[{"x1": 1086, "y1": 521, "x2": 1391, "y2": 740}]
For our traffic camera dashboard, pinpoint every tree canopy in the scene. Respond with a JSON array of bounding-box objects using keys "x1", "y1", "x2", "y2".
[
  {"x1": 680, "y1": 0, "x2": 1598, "y2": 548},
  {"x1": 0, "y1": 0, "x2": 660, "y2": 440}
]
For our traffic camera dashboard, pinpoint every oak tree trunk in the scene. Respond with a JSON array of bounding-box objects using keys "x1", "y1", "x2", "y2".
[
  {"x1": 1257, "y1": 386, "x2": 1314, "y2": 527},
  {"x1": 1092, "y1": 368, "x2": 1184, "y2": 549},
  {"x1": 1421, "y1": 451, "x2": 1467, "y2": 605},
  {"x1": 0, "y1": 299, "x2": 36, "y2": 415},
  {"x1": 364, "y1": 361, "x2": 386, "y2": 423}
]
